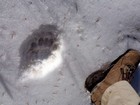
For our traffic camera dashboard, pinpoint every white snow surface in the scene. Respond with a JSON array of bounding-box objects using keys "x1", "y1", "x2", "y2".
[{"x1": 0, "y1": 0, "x2": 140, "y2": 105}]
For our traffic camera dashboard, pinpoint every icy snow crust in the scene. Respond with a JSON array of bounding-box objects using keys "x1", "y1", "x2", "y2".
[{"x1": 0, "y1": 0, "x2": 140, "y2": 105}]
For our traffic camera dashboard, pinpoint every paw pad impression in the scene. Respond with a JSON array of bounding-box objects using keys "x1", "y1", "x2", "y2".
[{"x1": 19, "y1": 24, "x2": 63, "y2": 81}]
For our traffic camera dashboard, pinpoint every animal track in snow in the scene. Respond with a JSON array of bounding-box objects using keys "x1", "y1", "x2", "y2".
[{"x1": 19, "y1": 24, "x2": 64, "y2": 81}]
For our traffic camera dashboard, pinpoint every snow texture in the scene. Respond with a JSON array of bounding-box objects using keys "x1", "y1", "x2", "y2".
[{"x1": 0, "y1": 0, "x2": 140, "y2": 105}]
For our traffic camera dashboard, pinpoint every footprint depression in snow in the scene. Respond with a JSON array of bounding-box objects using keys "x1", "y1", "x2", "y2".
[{"x1": 19, "y1": 24, "x2": 63, "y2": 81}]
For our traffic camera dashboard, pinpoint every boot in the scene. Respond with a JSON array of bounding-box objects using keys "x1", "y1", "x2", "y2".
[{"x1": 86, "y1": 49, "x2": 140, "y2": 105}]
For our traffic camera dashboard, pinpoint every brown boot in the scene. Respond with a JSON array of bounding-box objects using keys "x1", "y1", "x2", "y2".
[
  {"x1": 85, "y1": 50, "x2": 135, "y2": 93},
  {"x1": 90, "y1": 49, "x2": 140, "y2": 105},
  {"x1": 85, "y1": 62, "x2": 111, "y2": 92}
]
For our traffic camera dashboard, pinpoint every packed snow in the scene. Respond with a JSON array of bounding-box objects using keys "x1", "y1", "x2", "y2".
[{"x1": 0, "y1": 0, "x2": 140, "y2": 105}]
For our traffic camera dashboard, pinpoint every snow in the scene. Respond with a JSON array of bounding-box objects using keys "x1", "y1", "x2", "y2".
[
  {"x1": 0, "y1": 0, "x2": 140, "y2": 105},
  {"x1": 20, "y1": 39, "x2": 64, "y2": 81}
]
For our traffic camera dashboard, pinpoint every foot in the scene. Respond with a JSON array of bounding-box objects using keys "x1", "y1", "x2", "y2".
[
  {"x1": 87, "y1": 49, "x2": 140, "y2": 105},
  {"x1": 85, "y1": 62, "x2": 111, "y2": 92}
]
